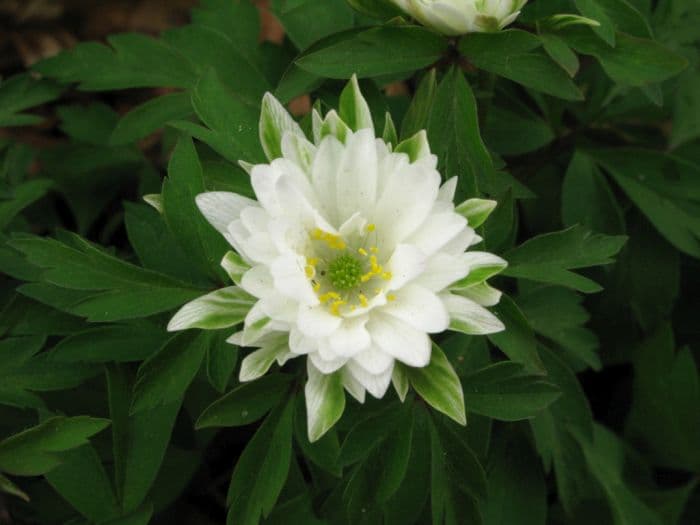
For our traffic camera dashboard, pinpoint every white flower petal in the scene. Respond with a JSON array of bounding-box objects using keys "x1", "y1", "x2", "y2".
[
  {"x1": 386, "y1": 244, "x2": 427, "y2": 290},
  {"x1": 309, "y1": 351, "x2": 347, "y2": 374},
  {"x1": 325, "y1": 316, "x2": 372, "y2": 357},
  {"x1": 351, "y1": 345, "x2": 394, "y2": 375},
  {"x1": 367, "y1": 313, "x2": 432, "y2": 367},
  {"x1": 270, "y1": 253, "x2": 318, "y2": 305},
  {"x1": 443, "y1": 293, "x2": 505, "y2": 335},
  {"x1": 297, "y1": 305, "x2": 342, "y2": 338},
  {"x1": 335, "y1": 129, "x2": 378, "y2": 223},
  {"x1": 195, "y1": 192, "x2": 258, "y2": 235},
  {"x1": 346, "y1": 361, "x2": 393, "y2": 399},
  {"x1": 381, "y1": 284, "x2": 449, "y2": 333},
  {"x1": 414, "y1": 252, "x2": 470, "y2": 292},
  {"x1": 407, "y1": 210, "x2": 467, "y2": 256}
]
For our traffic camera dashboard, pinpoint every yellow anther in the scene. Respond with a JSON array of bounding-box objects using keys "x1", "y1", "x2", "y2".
[
  {"x1": 313, "y1": 282, "x2": 321, "y2": 292},
  {"x1": 387, "y1": 293, "x2": 397, "y2": 302},
  {"x1": 358, "y1": 248, "x2": 368, "y2": 256},
  {"x1": 311, "y1": 228, "x2": 323, "y2": 239},
  {"x1": 319, "y1": 292, "x2": 341, "y2": 303},
  {"x1": 375, "y1": 288, "x2": 383, "y2": 295},
  {"x1": 305, "y1": 265, "x2": 315, "y2": 278},
  {"x1": 330, "y1": 300, "x2": 346, "y2": 316},
  {"x1": 358, "y1": 293, "x2": 368, "y2": 307},
  {"x1": 381, "y1": 271, "x2": 392, "y2": 281},
  {"x1": 361, "y1": 272, "x2": 373, "y2": 283},
  {"x1": 366, "y1": 223, "x2": 376, "y2": 232},
  {"x1": 370, "y1": 246, "x2": 379, "y2": 254},
  {"x1": 307, "y1": 257, "x2": 319, "y2": 266}
]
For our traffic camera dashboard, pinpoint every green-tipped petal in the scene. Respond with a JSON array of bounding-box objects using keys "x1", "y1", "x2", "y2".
[
  {"x1": 456, "y1": 198, "x2": 497, "y2": 228},
  {"x1": 221, "y1": 251, "x2": 250, "y2": 285},
  {"x1": 406, "y1": 344, "x2": 466, "y2": 425},
  {"x1": 394, "y1": 130, "x2": 431, "y2": 162},
  {"x1": 451, "y1": 252, "x2": 508, "y2": 289},
  {"x1": 143, "y1": 193, "x2": 163, "y2": 213},
  {"x1": 444, "y1": 293, "x2": 505, "y2": 335},
  {"x1": 167, "y1": 286, "x2": 254, "y2": 331},
  {"x1": 392, "y1": 363, "x2": 409, "y2": 402},
  {"x1": 238, "y1": 336, "x2": 290, "y2": 382},
  {"x1": 339, "y1": 74, "x2": 374, "y2": 133},
  {"x1": 305, "y1": 362, "x2": 346, "y2": 442},
  {"x1": 259, "y1": 92, "x2": 305, "y2": 161},
  {"x1": 319, "y1": 110, "x2": 351, "y2": 144},
  {"x1": 382, "y1": 111, "x2": 398, "y2": 147}
]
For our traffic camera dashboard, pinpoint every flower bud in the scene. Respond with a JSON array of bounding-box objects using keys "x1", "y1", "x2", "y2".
[{"x1": 390, "y1": 0, "x2": 527, "y2": 36}]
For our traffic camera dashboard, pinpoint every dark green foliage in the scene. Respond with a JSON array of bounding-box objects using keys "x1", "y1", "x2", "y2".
[{"x1": 1, "y1": 0, "x2": 699, "y2": 524}]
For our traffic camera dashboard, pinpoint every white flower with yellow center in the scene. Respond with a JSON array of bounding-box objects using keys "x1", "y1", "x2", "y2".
[
  {"x1": 168, "y1": 76, "x2": 507, "y2": 441},
  {"x1": 390, "y1": 0, "x2": 528, "y2": 35}
]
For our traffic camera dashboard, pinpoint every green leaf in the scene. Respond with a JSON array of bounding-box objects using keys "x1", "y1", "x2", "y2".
[
  {"x1": 518, "y1": 286, "x2": 601, "y2": 370},
  {"x1": 34, "y1": 34, "x2": 197, "y2": 90},
  {"x1": 0, "y1": 473, "x2": 29, "y2": 502},
  {"x1": 427, "y1": 68, "x2": 495, "y2": 199},
  {"x1": 483, "y1": 105, "x2": 555, "y2": 156},
  {"x1": 487, "y1": 295, "x2": 544, "y2": 374},
  {"x1": 227, "y1": 399, "x2": 294, "y2": 525},
  {"x1": 0, "y1": 74, "x2": 63, "y2": 127},
  {"x1": 162, "y1": 135, "x2": 230, "y2": 281},
  {"x1": 503, "y1": 225, "x2": 627, "y2": 292},
  {"x1": 107, "y1": 365, "x2": 180, "y2": 513},
  {"x1": 189, "y1": 68, "x2": 264, "y2": 163},
  {"x1": 45, "y1": 445, "x2": 120, "y2": 522},
  {"x1": 0, "y1": 416, "x2": 110, "y2": 476},
  {"x1": 575, "y1": 424, "x2": 665, "y2": 525},
  {"x1": 10, "y1": 232, "x2": 205, "y2": 321},
  {"x1": 205, "y1": 332, "x2": 239, "y2": 393},
  {"x1": 57, "y1": 102, "x2": 119, "y2": 145},
  {"x1": 484, "y1": 426, "x2": 547, "y2": 525},
  {"x1": 305, "y1": 366, "x2": 346, "y2": 442},
  {"x1": 346, "y1": 0, "x2": 403, "y2": 19},
  {"x1": 296, "y1": 26, "x2": 448, "y2": 79},
  {"x1": 196, "y1": 374, "x2": 293, "y2": 429},
  {"x1": 562, "y1": 151, "x2": 625, "y2": 235},
  {"x1": 407, "y1": 344, "x2": 466, "y2": 425},
  {"x1": 0, "y1": 179, "x2": 52, "y2": 230},
  {"x1": 131, "y1": 331, "x2": 209, "y2": 413},
  {"x1": 625, "y1": 326, "x2": 700, "y2": 471},
  {"x1": 564, "y1": 28, "x2": 687, "y2": 87},
  {"x1": 401, "y1": 69, "x2": 437, "y2": 140},
  {"x1": 430, "y1": 417, "x2": 487, "y2": 524},
  {"x1": 110, "y1": 92, "x2": 193, "y2": 145},
  {"x1": 49, "y1": 323, "x2": 168, "y2": 363},
  {"x1": 462, "y1": 362, "x2": 560, "y2": 421},
  {"x1": 376, "y1": 406, "x2": 414, "y2": 502},
  {"x1": 271, "y1": 0, "x2": 355, "y2": 50},
  {"x1": 459, "y1": 30, "x2": 583, "y2": 100},
  {"x1": 591, "y1": 148, "x2": 700, "y2": 258},
  {"x1": 539, "y1": 33, "x2": 580, "y2": 77},
  {"x1": 530, "y1": 347, "x2": 594, "y2": 513}
]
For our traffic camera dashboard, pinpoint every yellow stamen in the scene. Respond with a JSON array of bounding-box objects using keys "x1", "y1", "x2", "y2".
[
  {"x1": 381, "y1": 271, "x2": 392, "y2": 281},
  {"x1": 305, "y1": 265, "x2": 315, "y2": 278},
  {"x1": 330, "y1": 300, "x2": 346, "y2": 316},
  {"x1": 366, "y1": 223, "x2": 376, "y2": 232},
  {"x1": 313, "y1": 282, "x2": 321, "y2": 292},
  {"x1": 370, "y1": 246, "x2": 379, "y2": 254},
  {"x1": 358, "y1": 248, "x2": 368, "y2": 256},
  {"x1": 387, "y1": 293, "x2": 396, "y2": 302},
  {"x1": 319, "y1": 292, "x2": 341, "y2": 303},
  {"x1": 307, "y1": 257, "x2": 319, "y2": 266},
  {"x1": 358, "y1": 293, "x2": 368, "y2": 307}
]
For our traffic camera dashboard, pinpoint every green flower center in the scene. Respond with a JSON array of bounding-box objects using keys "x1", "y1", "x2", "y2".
[{"x1": 327, "y1": 254, "x2": 363, "y2": 290}]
